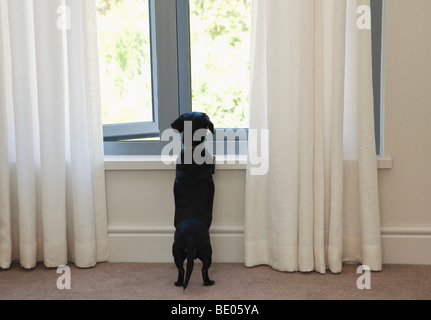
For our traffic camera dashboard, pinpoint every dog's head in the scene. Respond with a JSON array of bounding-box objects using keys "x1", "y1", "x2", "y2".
[{"x1": 171, "y1": 112, "x2": 215, "y2": 146}]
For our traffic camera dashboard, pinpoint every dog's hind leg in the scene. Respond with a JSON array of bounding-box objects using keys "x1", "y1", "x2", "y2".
[
  {"x1": 198, "y1": 246, "x2": 215, "y2": 286},
  {"x1": 174, "y1": 257, "x2": 186, "y2": 287},
  {"x1": 172, "y1": 244, "x2": 186, "y2": 287}
]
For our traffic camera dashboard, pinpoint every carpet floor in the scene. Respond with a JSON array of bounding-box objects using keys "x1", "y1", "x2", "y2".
[{"x1": 1, "y1": 262, "x2": 430, "y2": 300}]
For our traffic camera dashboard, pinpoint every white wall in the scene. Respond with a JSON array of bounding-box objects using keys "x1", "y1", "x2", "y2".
[
  {"x1": 105, "y1": 0, "x2": 431, "y2": 265},
  {"x1": 378, "y1": 0, "x2": 431, "y2": 264}
]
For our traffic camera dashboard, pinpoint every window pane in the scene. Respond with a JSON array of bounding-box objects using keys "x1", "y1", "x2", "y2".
[
  {"x1": 96, "y1": 0, "x2": 153, "y2": 125},
  {"x1": 189, "y1": 0, "x2": 251, "y2": 128}
]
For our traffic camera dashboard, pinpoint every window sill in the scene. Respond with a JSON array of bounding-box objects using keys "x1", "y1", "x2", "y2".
[
  {"x1": 104, "y1": 155, "x2": 247, "y2": 171},
  {"x1": 104, "y1": 156, "x2": 392, "y2": 171},
  {"x1": 376, "y1": 157, "x2": 393, "y2": 169}
]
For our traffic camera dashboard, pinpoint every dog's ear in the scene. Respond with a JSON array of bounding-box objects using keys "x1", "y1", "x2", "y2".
[
  {"x1": 204, "y1": 113, "x2": 215, "y2": 135},
  {"x1": 207, "y1": 121, "x2": 215, "y2": 135},
  {"x1": 171, "y1": 114, "x2": 185, "y2": 133}
]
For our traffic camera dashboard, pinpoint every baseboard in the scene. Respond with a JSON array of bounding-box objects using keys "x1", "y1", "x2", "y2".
[
  {"x1": 381, "y1": 226, "x2": 431, "y2": 265},
  {"x1": 108, "y1": 225, "x2": 431, "y2": 265}
]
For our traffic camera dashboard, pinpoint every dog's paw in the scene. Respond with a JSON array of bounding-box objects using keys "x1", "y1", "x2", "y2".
[
  {"x1": 175, "y1": 281, "x2": 184, "y2": 287},
  {"x1": 203, "y1": 280, "x2": 215, "y2": 286}
]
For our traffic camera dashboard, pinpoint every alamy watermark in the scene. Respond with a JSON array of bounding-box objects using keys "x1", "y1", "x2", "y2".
[
  {"x1": 56, "y1": 265, "x2": 71, "y2": 290},
  {"x1": 357, "y1": 4, "x2": 371, "y2": 30},
  {"x1": 55, "y1": 4, "x2": 370, "y2": 30},
  {"x1": 56, "y1": 5, "x2": 71, "y2": 30},
  {"x1": 53, "y1": 263, "x2": 372, "y2": 292},
  {"x1": 356, "y1": 265, "x2": 371, "y2": 290},
  {"x1": 160, "y1": 123, "x2": 269, "y2": 176}
]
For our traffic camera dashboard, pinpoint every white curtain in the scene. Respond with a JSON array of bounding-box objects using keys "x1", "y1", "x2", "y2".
[
  {"x1": 245, "y1": 0, "x2": 382, "y2": 273},
  {"x1": 0, "y1": 0, "x2": 109, "y2": 269}
]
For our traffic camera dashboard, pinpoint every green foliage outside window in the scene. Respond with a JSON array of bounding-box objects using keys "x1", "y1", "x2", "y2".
[{"x1": 190, "y1": 0, "x2": 251, "y2": 128}]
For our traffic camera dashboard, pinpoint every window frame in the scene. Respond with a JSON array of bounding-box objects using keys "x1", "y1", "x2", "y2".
[
  {"x1": 103, "y1": 0, "x2": 384, "y2": 156},
  {"x1": 104, "y1": 0, "x2": 183, "y2": 155},
  {"x1": 371, "y1": 0, "x2": 384, "y2": 156}
]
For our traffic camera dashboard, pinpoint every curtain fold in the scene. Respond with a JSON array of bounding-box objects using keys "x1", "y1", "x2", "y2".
[
  {"x1": 245, "y1": 0, "x2": 382, "y2": 273},
  {"x1": 0, "y1": 0, "x2": 109, "y2": 269}
]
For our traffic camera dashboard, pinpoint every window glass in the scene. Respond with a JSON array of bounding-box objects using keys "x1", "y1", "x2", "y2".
[
  {"x1": 189, "y1": 0, "x2": 251, "y2": 129},
  {"x1": 96, "y1": 0, "x2": 153, "y2": 125}
]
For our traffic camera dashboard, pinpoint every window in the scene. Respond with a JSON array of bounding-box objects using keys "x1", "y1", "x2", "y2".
[
  {"x1": 99, "y1": 0, "x2": 181, "y2": 155},
  {"x1": 98, "y1": 0, "x2": 251, "y2": 155},
  {"x1": 189, "y1": 0, "x2": 251, "y2": 129},
  {"x1": 371, "y1": 0, "x2": 384, "y2": 156},
  {"x1": 98, "y1": 0, "x2": 158, "y2": 142},
  {"x1": 98, "y1": 0, "x2": 383, "y2": 156}
]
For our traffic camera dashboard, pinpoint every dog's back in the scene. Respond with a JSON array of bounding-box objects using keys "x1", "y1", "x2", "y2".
[{"x1": 174, "y1": 148, "x2": 215, "y2": 228}]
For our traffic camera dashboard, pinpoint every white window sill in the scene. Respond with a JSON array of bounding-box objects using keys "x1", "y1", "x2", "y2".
[
  {"x1": 376, "y1": 157, "x2": 393, "y2": 169},
  {"x1": 104, "y1": 155, "x2": 392, "y2": 171},
  {"x1": 104, "y1": 155, "x2": 247, "y2": 171}
]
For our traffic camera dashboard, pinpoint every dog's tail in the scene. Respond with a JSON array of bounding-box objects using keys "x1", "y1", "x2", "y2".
[{"x1": 183, "y1": 243, "x2": 195, "y2": 290}]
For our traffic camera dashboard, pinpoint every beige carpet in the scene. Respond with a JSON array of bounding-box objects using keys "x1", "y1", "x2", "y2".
[{"x1": 1, "y1": 262, "x2": 430, "y2": 300}]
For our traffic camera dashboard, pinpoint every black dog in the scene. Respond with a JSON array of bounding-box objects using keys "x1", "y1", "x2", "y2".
[{"x1": 171, "y1": 112, "x2": 216, "y2": 289}]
